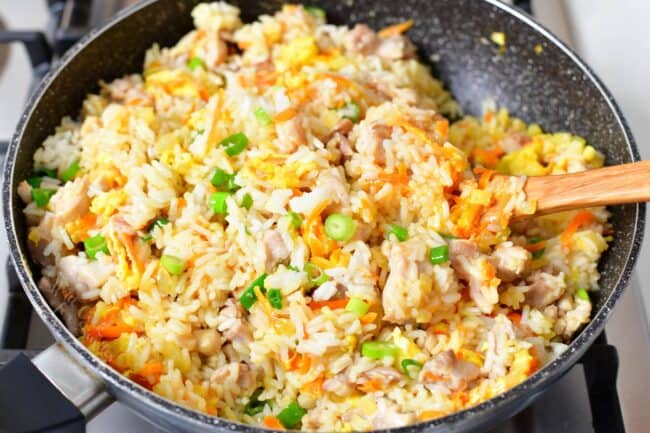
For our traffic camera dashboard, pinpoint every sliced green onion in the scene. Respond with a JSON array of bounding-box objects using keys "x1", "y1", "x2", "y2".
[
  {"x1": 288, "y1": 211, "x2": 302, "y2": 230},
  {"x1": 27, "y1": 175, "x2": 43, "y2": 188},
  {"x1": 532, "y1": 248, "x2": 545, "y2": 259},
  {"x1": 33, "y1": 168, "x2": 57, "y2": 179},
  {"x1": 187, "y1": 56, "x2": 206, "y2": 71},
  {"x1": 240, "y1": 273, "x2": 268, "y2": 310},
  {"x1": 148, "y1": 217, "x2": 169, "y2": 231},
  {"x1": 339, "y1": 101, "x2": 361, "y2": 123},
  {"x1": 254, "y1": 107, "x2": 272, "y2": 126},
  {"x1": 60, "y1": 160, "x2": 81, "y2": 182},
  {"x1": 244, "y1": 388, "x2": 267, "y2": 416},
  {"x1": 220, "y1": 132, "x2": 249, "y2": 157},
  {"x1": 209, "y1": 191, "x2": 230, "y2": 214},
  {"x1": 575, "y1": 288, "x2": 590, "y2": 301},
  {"x1": 439, "y1": 232, "x2": 457, "y2": 240},
  {"x1": 528, "y1": 237, "x2": 543, "y2": 244},
  {"x1": 345, "y1": 297, "x2": 369, "y2": 317},
  {"x1": 324, "y1": 213, "x2": 356, "y2": 242},
  {"x1": 241, "y1": 193, "x2": 253, "y2": 210},
  {"x1": 31, "y1": 188, "x2": 56, "y2": 208},
  {"x1": 361, "y1": 341, "x2": 399, "y2": 360},
  {"x1": 428, "y1": 245, "x2": 449, "y2": 265},
  {"x1": 196, "y1": 128, "x2": 205, "y2": 135},
  {"x1": 267, "y1": 288, "x2": 283, "y2": 309},
  {"x1": 141, "y1": 234, "x2": 153, "y2": 242},
  {"x1": 84, "y1": 234, "x2": 110, "y2": 260},
  {"x1": 226, "y1": 175, "x2": 240, "y2": 192},
  {"x1": 161, "y1": 254, "x2": 186, "y2": 275},
  {"x1": 401, "y1": 359, "x2": 423, "y2": 378},
  {"x1": 304, "y1": 262, "x2": 328, "y2": 286},
  {"x1": 211, "y1": 168, "x2": 230, "y2": 187},
  {"x1": 277, "y1": 401, "x2": 307, "y2": 429},
  {"x1": 388, "y1": 224, "x2": 408, "y2": 242},
  {"x1": 305, "y1": 6, "x2": 326, "y2": 20},
  {"x1": 287, "y1": 265, "x2": 300, "y2": 272}
]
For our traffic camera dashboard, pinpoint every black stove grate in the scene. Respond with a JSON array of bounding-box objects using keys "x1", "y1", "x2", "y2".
[{"x1": 0, "y1": 1, "x2": 627, "y2": 432}]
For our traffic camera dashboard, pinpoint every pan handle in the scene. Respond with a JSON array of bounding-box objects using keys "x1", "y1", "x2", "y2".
[{"x1": 0, "y1": 344, "x2": 113, "y2": 432}]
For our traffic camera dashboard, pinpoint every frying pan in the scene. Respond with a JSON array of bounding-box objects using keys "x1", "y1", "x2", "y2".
[{"x1": 0, "y1": 0, "x2": 644, "y2": 432}]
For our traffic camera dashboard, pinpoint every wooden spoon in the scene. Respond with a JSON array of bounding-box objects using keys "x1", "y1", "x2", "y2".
[{"x1": 521, "y1": 160, "x2": 650, "y2": 215}]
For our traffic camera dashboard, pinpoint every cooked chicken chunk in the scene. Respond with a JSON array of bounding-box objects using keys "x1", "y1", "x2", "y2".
[
  {"x1": 376, "y1": 35, "x2": 416, "y2": 60},
  {"x1": 322, "y1": 372, "x2": 354, "y2": 397},
  {"x1": 50, "y1": 177, "x2": 90, "y2": 224},
  {"x1": 263, "y1": 229, "x2": 290, "y2": 271},
  {"x1": 524, "y1": 271, "x2": 566, "y2": 308},
  {"x1": 371, "y1": 399, "x2": 417, "y2": 429},
  {"x1": 345, "y1": 24, "x2": 380, "y2": 55},
  {"x1": 449, "y1": 239, "x2": 500, "y2": 314},
  {"x1": 275, "y1": 115, "x2": 306, "y2": 153},
  {"x1": 490, "y1": 241, "x2": 531, "y2": 282},
  {"x1": 59, "y1": 254, "x2": 115, "y2": 301},
  {"x1": 17, "y1": 180, "x2": 32, "y2": 204},
  {"x1": 381, "y1": 238, "x2": 433, "y2": 323},
  {"x1": 27, "y1": 214, "x2": 57, "y2": 267},
  {"x1": 218, "y1": 299, "x2": 253, "y2": 344},
  {"x1": 420, "y1": 350, "x2": 480, "y2": 391},
  {"x1": 210, "y1": 362, "x2": 255, "y2": 392},
  {"x1": 356, "y1": 367, "x2": 402, "y2": 389},
  {"x1": 39, "y1": 276, "x2": 81, "y2": 336},
  {"x1": 355, "y1": 122, "x2": 390, "y2": 165}
]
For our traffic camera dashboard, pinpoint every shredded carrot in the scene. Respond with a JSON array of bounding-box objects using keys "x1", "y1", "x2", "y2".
[
  {"x1": 309, "y1": 298, "x2": 349, "y2": 311},
  {"x1": 472, "y1": 146, "x2": 504, "y2": 168},
  {"x1": 288, "y1": 353, "x2": 312, "y2": 373},
  {"x1": 273, "y1": 107, "x2": 297, "y2": 123},
  {"x1": 423, "y1": 371, "x2": 444, "y2": 382},
  {"x1": 524, "y1": 240, "x2": 546, "y2": 253},
  {"x1": 527, "y1": 351, "x2": 540, "y2": 375},
  {"x1": 428, "y1": 322, "x2": 449, "y2": 335},
  {"x1": 317, "y1": 73, "x2": 360, "y2": 92},
  {"x1": 139, "y1": 361, "x2": 164, "y2": 377},
  {"x1": 177, "y1": 197, "x2": 187, "y2": 210},
  {"x1": 418, "y1": 410, "x2": 444, "y2": 422},
  {"x1": 483, "y1": 111, "x2": 495, "y2": 123},
  {"x1": 561, "y1": 210, "x2": 595, "y2": 248},
  {"x1": 434, "y1": 119, "x2": 449, "y2": 141},
  {"x1": 117, "y1": 232, "x2": 144, "y2": 273},
  {"x1": 263, "y1": 416, "x2": 284, "y2": 430},
  {"x1": 85, "y1": 322, "x2": 134, "y2": 340},
  {"x1": 301, "y1": 375, "x2": 324, "y2": 397},
  {"x1": 378, "y1": 162, "x2": 409, "y2": 185},
  {"x1": 507, "y1": 311, "x2": 522, "y2": 324},
  {"x1": 360, "y1": 311, "x2": 377, "y2": 324},
  {"x1": 358, "y1": 378, "x2": 384, "y2": 393},
  {"x1": 378, "y1": 20, "x2": 414, "y2": 38}
]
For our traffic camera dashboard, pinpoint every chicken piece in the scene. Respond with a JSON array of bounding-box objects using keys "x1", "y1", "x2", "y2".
[
  {"x1": 371, "y1": 399, "x2": 416, "y2": 429},
  {"x1": 355, "y1": 122, "x2": 391, "y2": 165},
  {"x1": 381, "y1": 238, "x2": 432, "y2": 323},
  {"x1": 317, "y1": 168, "x2": 350, "y2": 205},
  {"x1": 356, "y1": 367, "x2": 402, "y2": 389},
  {"x1": 210, "y1": 362, "x2": 255, "y2": 392},
  {"x1": 17, "y1": 180, "x2": 32, "y2": 204},
  {"x1": 501, "y1": 131, "x2": 532, "y2": 153},
  {"x1": 345, "y1": 24, "x2": 380, "y2": 55},
  {"x1": 205, "y1": 35, "x2": 228, "y2": 67},
  {"x1": 58, "y1": 254, "x2": 115, "y2": 302},
  {"x1": 50, "y1": 177, "x2": 90, "y2": 224},
  {"x1": 420, "y1": 350, "x2": 480, "y2": 391},
  {"x1": 105, "y1": 75, "x2": 150, "y2": 105},
  {"x1": 39, "y1": 276, "x2": 81, "y2": 335},
  {"x1": 263, "y1": 229, "x2": 290, "y2": 271},
  {"x1": 275, "y1": 115, "x2": 306, "y2": 153},
  {"x1": 218, "y1": 299, "x2": 253, "y2": 344},
  {"x1": 376, "y1": 35, "x2": 417, "y2": 60},
  {"x1": 482, "y1": 315, "x2": 515, "y2": 378},
  {"x1": 449, "y1": 239, "x2": 500, "y2": 314},
  {"x1": 524, "y1": 271, "x2": 565, "y2": 308},
  {"x1": 194, "y1": 329, "x2": 222, "y2": 356},
  {"x1": 322, "y1": 372, "x2": 354, "y2": 397},
  {"x1": 27, "y1": 214, "x2": 57, "y2": 267},
  {"x1": 490, "y1": 242, "x2": 531, "y2": 283},
  {"x1": 326, "y1": 132, "x2": 354, "y2": 162}
]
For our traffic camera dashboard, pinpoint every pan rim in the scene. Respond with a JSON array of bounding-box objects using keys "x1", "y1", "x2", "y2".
[{"x1": 2, "y1": 0, "x2": 644, "y2": 432}]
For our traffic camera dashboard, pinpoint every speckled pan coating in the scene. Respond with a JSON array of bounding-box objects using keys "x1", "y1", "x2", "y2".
[{"x1": 1, "y1": 1, "x2": 644, "y2": 432}]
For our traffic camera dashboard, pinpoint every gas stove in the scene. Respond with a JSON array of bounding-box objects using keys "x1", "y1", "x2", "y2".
[{"x1": 1, "y1": 1, "x2": 649, "y2": 432}]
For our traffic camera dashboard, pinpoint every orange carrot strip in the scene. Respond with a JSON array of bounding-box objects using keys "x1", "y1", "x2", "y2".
[
  {"x1": 360, "y1": 312, "x2": 377, "y2": 324},
  {"x1": 273, "y1": 107, "x2": 297, "y2": 123},
  {"x1": 358, "y1": 378, "x2": 384, "y2": 393},
  {"x1": 523, "y1": 241, "x2": 547, "y2": 253},
  {"x1": 561, "y1": 210, "x2": 595, "y2": 247},
  {"x1": 472, "y1": 146, "x2": 504, "y2": 168},
  {"x1": 263, "y1": 416, "x2": 284, "y2": 430},
  {"x1": 309, "y1": 298, "x2": 349, "y2": 311},
  {"x1": 418, "y1": 410, "x2": 444, "y2": 422},
  {"x1": 378, "y1": 20, "x2": 414, "y2": 38},
  {"x1": 507, "y1": 311, "x2": 522, "y2": 324}
]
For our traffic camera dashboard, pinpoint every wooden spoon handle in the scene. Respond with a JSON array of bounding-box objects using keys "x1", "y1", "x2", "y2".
[{"x1": 524, "y1": 161, "x2": 650, "y2": 215}]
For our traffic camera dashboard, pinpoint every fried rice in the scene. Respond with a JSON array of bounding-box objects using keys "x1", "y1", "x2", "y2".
[{"x1": 20, "y1": 3, "x2": 610, "y2": 431}]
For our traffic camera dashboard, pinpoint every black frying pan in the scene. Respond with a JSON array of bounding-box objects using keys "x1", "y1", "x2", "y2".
[{"x1": 0, "y1": 1, "x2": 644, "y2": 432}]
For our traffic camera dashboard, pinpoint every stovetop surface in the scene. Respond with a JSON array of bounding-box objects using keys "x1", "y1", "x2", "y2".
[{"x1": 1, "y1": 1, "x2": 650, "y2": 432}]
